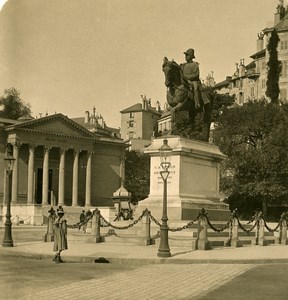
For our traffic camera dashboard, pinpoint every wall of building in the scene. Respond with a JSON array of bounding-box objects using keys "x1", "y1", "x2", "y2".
[
  {"x1": 141, "y1": 111, "x2": 158, "y2": 140},
  {"x1": 92, "y1": 143, "x2": 124, "y2": 206},
  {"x1": 121, "y1": 110, "x2": 143, "y2": 140}
]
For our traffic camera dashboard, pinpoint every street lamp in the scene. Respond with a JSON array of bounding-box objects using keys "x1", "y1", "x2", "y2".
[
  {"x1": 2, "y1": 144, "x2": 15, "y2": 247},
  {"x1": 157, "y1": 138, "x2": 172, "y2": 258}
]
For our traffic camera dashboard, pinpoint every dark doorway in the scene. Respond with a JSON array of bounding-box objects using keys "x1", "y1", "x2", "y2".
[{"x1": 36, "y1": 169, "x2": 53, "y2": 204}]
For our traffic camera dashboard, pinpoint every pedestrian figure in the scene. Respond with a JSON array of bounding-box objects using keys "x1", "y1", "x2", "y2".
[
  {"x1": 44, "y1": 207, "x2": 56, "y2": 242},
  {"x1": 83, "y1": 210, "x2": 92, "y2": 233},
  {"x1": 79, "y1": 210, "x2": 85, "y2": 231},
  {"x1": 53, "y1": 206, "x2": 68, "y2": 263}
]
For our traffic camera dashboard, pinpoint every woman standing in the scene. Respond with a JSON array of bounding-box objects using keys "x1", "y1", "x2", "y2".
[{"x1": 53, "y1": 206, "x2": 68, "y2": 263}]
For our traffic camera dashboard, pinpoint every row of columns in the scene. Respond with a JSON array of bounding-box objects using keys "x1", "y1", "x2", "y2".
[{"x1": 10, "y1": 143, "x2": 92, "y2": 207}]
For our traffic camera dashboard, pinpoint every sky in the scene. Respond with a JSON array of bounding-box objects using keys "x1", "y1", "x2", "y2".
[{"x1": 0, "y1": 0, "x2": 280, "y2": 128}]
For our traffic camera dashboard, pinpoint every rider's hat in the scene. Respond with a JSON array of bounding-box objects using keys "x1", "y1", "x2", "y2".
[{"x1": 184, "y1": 48, "x2": 195, "y2": 58}]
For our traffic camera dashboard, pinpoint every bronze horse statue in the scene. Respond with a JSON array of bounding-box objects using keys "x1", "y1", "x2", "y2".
[{"x1": 162, "y1": 57, "x2": 213, "y2": 141}]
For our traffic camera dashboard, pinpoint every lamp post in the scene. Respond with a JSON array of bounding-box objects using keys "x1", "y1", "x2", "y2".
[
  {"x1": 157, "y1": 139, "x2": 172, "y2": 258},
  {"x1": 2, "y1": 145, "x2": 15, "y2": 247}
]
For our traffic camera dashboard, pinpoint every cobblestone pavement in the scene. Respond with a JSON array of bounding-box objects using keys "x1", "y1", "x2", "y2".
[{"x1": 25, "y1": 264, "x2": 255, "y2": 300}]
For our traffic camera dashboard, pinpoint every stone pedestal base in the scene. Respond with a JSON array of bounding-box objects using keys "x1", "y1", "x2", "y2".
[
  {"x1": 192, "y1": 238, "x2": 211, "y2": 250},
  {"x1": 137, "y1": 136, "x2": 230, "y2": 222}
]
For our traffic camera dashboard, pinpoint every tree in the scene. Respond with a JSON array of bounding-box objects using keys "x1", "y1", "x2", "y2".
[
  {"x1": 266, "y1": 29, "x2": 281, "y2": 104},
  {"x1": 209, "y1": 88, "x2": 236, "y2": 123},
  {"x1": 124, "y1": 150, "x2": 150, "y2": 204},
  {"x1": 0, "y1": 88, "x2": 31, "y2": 119},
  {"x1": 213, "y1": 99, "x2": 288, "y2": 218}
]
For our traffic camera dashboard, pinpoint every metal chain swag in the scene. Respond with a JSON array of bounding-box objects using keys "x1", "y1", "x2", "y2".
[
  {"x1": 67, "y1": 209, "x2": 96, "y2": 229},
  {"x1": 64, "y1": 207, "x2": 288, "y2": 247},
  {"x1": 99, "y1": 209, "x2": 148, "y2": 230},
  {"x1": 67, "y1": 208, "x2": 196, "y2": 233}
]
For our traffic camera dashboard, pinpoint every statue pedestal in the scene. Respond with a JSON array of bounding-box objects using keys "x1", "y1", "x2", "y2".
[{"x1": 137, "y1": 136, "x2": 230, "y2": 221}]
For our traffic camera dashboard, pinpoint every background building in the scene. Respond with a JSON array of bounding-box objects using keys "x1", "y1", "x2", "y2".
[
  {"x1": 214, "y1": 2, "x2": 288, "y2": 104},
  {"x1": 120, "y1": 95, "x2": 162, "y2": 151},
  {"x1": 0, "y1": 112, "x2": 125, "y2": 225}
]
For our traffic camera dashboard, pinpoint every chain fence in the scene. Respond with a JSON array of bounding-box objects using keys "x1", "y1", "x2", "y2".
[{"x1": 49, "y1": 206, "x2": 288, "y2": 249}]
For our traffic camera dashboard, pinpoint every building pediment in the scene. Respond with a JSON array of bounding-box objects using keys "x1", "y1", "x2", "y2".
[{"x1": 5, "y1": 113, "x2": 95, "y2": 140}]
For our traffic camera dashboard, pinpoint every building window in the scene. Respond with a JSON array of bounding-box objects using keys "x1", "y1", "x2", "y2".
[
  {"x1": 239, "y1": 92, "x2": 244, "y2": 104},
  {"x1": 130, "y1": 112, "x2": 134, "y2": 118},
  {"x1": 128, "y1": 132, "x2": 134, "y2": 139},
  {"x1": 280, "y1": 40, "x2": 288, "y2": 51},
  {"x1": 282, "y1": 61, "x2": 288, "y2": 77},
  {"x1": 128, "y1": 120, "x2": 134, "y2": 127},
  {"x1": 280, "y1": 89, "x2": 287, "y2": 101},
  {"x1": 164, "y1": 122, "x2": 167, "y2": 131},
  {"x1": 251, "y1": 87, "x2": 254, "y2": 98},
  {"x1": 262, "y1": 79, "x2": 266, "y2": 89},
  {"x1": 262, "y1": 61, "x2": 266, "y2": 71}
]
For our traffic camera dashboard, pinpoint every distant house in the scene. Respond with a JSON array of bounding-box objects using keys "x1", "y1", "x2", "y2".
[
  {"x1": 120, "y1": 96, "x2": 162, "y2": 151},
  {"x1": 72, "y1": 106, "x2": 121, "y2": 139},
  {"x1": 0, "y1": 112, "x2": 126, "y2": 225}
]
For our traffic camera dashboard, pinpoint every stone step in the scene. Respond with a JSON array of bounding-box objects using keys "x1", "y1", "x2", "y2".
[{"x1": 68, "y1": 227, "x2": 278, "y2": 248}]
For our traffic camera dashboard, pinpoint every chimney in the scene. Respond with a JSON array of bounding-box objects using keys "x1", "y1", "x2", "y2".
[
  {"x1": 85, "y1": 111, "x2": 90, "y2": 123},
  {"x1": 239, "y1": 59, "x2": 245, "y2": 77},
  {"x1": 275, "y1": 1, "x2": 285, "y2": 25},
  {"x1": 257, "y1": 32, "x2": 264, "y2": 52}
]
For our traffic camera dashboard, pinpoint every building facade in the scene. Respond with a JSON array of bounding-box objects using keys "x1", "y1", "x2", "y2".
[
  {"x1": 214, "y1": 2, "x2": 288, "y2": 104},
  {"x1": 0, "y1": 113, "x2": 125, "y2": 225},
  {"x1": 120, "y1": 96, "x2": 162, "y2": 151}
]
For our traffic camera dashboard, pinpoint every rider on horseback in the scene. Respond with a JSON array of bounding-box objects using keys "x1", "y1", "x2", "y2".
[{"x1": 180, "y1": 48, "x2": 202, "y2": 109}]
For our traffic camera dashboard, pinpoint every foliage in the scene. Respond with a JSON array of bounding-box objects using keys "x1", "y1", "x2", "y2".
[
  {"x1": 0, "y1": 88, "x2": 31, "y2": 119},
  {"x1": 124, "y1": 150, "x2": 150, "y2": 204},
  {"x1": 266, "y1": 29, "x2": 281, "y2": 104},
  {"x1": 209, "y1": 89, "x2": 236, "y2": 123},
  {"x1": 213, "y1": 99, "x2": 288, "y2": 216}
]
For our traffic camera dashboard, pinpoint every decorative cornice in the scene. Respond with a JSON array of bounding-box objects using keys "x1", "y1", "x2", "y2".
[
  {"x1": 10, "y1": 127, "x2": 95, "y2": 141},
  {"x1": 5, "y1": 113, "x2": 96, "y2": 138}
]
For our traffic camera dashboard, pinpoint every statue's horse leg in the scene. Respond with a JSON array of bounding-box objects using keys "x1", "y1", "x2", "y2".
[{"x1": 203, "y1": 101, "x2": 212, "y2": 141}]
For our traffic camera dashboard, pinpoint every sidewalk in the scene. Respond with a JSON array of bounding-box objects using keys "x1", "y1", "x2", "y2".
[{"x1": 1, "y1": 239, "x2": 288, "y2": 265}]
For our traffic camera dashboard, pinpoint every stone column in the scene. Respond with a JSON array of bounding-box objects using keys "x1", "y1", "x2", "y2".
[
  {"x1": 72, "y1": 150, "x2": 79, "y2": 207},
  {"x1": 27, "y1": 145, "x2": 35, "y2": 204},
  {"x1": 120, "y1": 155, "x2": 125, "y2": 183},
  {"x1": 11, "y1": 143, "x2": 20, "y2": 204},
  {"x1": 85, "y1": 151, "x2": 92, "y2": 207},
  {"x1": 42, "y1": 146, "x2": 50, "y2": 205},
  {"x1": 58, "y1": 148, "x2": 66, "y2": 206}
]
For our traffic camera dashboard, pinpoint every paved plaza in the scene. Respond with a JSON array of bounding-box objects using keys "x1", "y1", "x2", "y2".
[
  {"x1": 1, "y1": 225, "x2": 288, "y2": 299},
  {"x1": 26, "y1": 264, "x2": 255, "y2": 300}
]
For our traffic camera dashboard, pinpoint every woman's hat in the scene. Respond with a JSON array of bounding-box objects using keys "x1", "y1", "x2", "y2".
[{"x1": 57, "y1": 206, "x2": 64, "y2": 214}]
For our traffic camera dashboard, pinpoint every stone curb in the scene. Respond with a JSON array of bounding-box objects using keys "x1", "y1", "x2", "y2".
[{"x1": 2, "y1": 247, "x2": 288, "y2": 265}]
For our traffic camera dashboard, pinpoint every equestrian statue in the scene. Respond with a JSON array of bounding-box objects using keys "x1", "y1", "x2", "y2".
[{"x1": 162, "y1": 48, "x2": 213, "y2": 142}]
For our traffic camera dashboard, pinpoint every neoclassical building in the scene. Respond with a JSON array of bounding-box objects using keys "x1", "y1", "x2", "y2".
[{"x1": 0, "y1": 113, "x2": 126, "y2": 225}]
